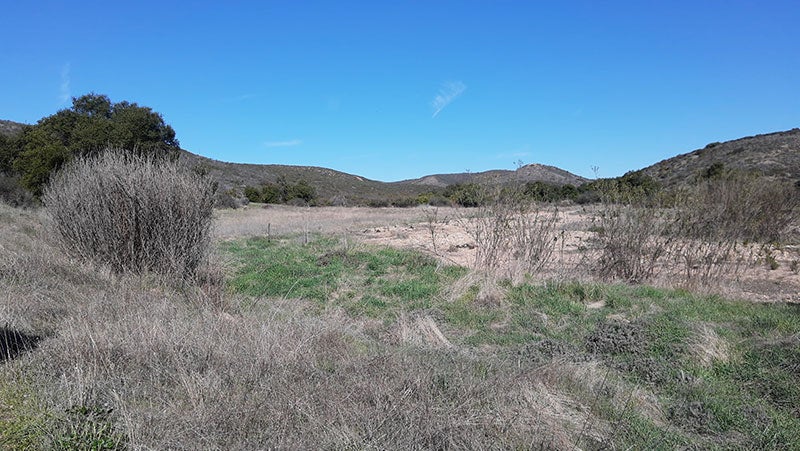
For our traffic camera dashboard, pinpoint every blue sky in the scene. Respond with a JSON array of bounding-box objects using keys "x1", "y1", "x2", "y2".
[{"x1": 2, "y1": 1, "x2": 799, "y2": 181}]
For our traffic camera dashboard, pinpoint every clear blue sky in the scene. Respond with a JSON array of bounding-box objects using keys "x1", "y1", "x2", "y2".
[{"x1": 2, "y1": 1, "x2": 799, "y2": 181}]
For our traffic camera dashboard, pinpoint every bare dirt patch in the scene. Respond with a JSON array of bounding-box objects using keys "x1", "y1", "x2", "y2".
[{"x1": 215, "y1": 205, "x2": 800, "y2": 303}]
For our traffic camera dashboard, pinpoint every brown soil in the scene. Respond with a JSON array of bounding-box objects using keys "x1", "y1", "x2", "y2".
[{"x1": 215, "y1": 205, "x2": 800, "y2": 303}]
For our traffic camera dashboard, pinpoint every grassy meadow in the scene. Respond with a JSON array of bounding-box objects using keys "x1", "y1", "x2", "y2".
[{"x1": 2, "y1": 197, "x2": 800, "y2": 449}]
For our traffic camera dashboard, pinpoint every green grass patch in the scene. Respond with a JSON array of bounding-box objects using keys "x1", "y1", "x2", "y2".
[
  {"x1": 221, "y1": 235, "x2": 800, "y2": 448},
  {"x1": 0, "y1": 373, "x2": 50, "y2": 449},
  {"x1": 221, "y1": 236, "x2": 467, "y2": 319}
]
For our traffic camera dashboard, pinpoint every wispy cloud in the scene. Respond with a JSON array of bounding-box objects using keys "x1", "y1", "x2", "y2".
[
  {"x1": 263, "y1": 139, "x2": 302, "y2": 148},
  {"x1": 431, "y1": 81, "x2": 466, "y2": 118},
  {"x1": 224, "y1": 93, "x2": 259, "y2": 102},
  {"x1": 59, "y1": 63, "x2": 71, "y2": 104}
]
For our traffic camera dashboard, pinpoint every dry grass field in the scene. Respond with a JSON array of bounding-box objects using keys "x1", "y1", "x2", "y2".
[{"x1": 2, "y1": 197, "x2": 799, "y2": 449}]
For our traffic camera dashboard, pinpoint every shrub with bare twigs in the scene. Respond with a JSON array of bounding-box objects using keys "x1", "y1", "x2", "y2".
[
  {"x1": 43, "y1": 149, "x2": 216, "y2": 280},
  {"x1": 464, "y1": 186, "x2": 561, "y2": 278},
  {"x1": 591, "y1": 173, "x2": 798, "y2": 286}
]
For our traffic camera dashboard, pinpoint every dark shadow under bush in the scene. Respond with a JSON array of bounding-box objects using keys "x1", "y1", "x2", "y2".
[{"x1": 0, "y1": 326, "x2": 41, "y2": 362}]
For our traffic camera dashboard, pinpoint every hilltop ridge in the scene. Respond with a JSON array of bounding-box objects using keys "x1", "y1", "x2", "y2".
[
  {"x1": 640, "y1": 128, "x2": 800, "y2": 186},
  {"x1": 4, "y1": 117, "x2": 799, "y2": 203}
]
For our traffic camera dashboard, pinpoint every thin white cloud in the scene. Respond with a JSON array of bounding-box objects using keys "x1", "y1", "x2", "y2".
[
  {"x1": 59, "y1": 63, "x2": 71, "y2": 104},
  {"x1": 224, "y1": 93, "x2": 259, "y2": 102},
  {"x1": 263, "y1": 139, "x2": 302, "y2": 148},
  {"x1": 431, "y1": 81, "x2": 466, "y2": 118}
]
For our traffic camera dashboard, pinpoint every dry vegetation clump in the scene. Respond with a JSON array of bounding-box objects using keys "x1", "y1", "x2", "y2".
[
  {"x1": 591, "y1": 175, "x2": 800, "y2": 288},
  {"x1": 0, "y1": 201, "x2": 616, "y2": 450},
  {"x1": 462, "y1": 189, "x2": 561, "y2": 279},
  {"x1": 43, "y1": 149, "x2": 216, "y2": 280},
  {"x1": 687, "y1": 323, "x2": 732, "y2": 369},
  {"x1": 592, "y1": 203, "x2": 672, "y2": 283}
]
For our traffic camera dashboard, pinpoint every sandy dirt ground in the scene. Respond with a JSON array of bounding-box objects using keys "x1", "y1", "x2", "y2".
[{"x1": 215, "y1": 204, "x2": 800, "y2": 303}]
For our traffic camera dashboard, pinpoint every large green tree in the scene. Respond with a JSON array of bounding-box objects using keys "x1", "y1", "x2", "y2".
[{"x1": 12, "y1": 93, "x2": 179, "y2": 195}]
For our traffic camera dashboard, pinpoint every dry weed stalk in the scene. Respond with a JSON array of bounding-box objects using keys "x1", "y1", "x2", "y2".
[
  {"x1": 422, "y1": 207, "x2": 447, "y2": 255},
  {"x1": 462, "y1": 190, "x2": 561, "y2": 278},
  {"x1": 592, "y1": 203, "x2": 673, "y2": 283}
]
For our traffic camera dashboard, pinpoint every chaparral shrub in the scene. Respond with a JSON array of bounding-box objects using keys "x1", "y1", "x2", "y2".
[{"x1": 43, "y1": 149, "x2": 215, "y2": 279}]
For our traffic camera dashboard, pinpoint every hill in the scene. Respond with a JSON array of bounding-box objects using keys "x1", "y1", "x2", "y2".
[
  {"x1": 640, "y1": 128, "x2": 800, "y2": 186},
  {"x1": 0, "y1": 119, "x2": 27, "y2": 137},
  {"x1": 180, "y1": 148, "x2": 590, "y2": 205},
  {"x1": 405, "y1": 163, "x2": 588, "y2": 188},
  {"x1": 8, "y1": 115, "x2": 798, "y2": 202},
  {"x1": 1, "y1": 116, "x2": 589, "y2": 205},
  {"x1": 178, "y1": 150, "x2": 435, "y2": 205}
]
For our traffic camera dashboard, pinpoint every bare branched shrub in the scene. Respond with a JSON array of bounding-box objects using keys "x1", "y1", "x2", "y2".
[
  {"x1": 592, "y1": 174, "x2": 798, "y2": 287},
  {"x1": 43, "y1": 149, "x2": 216, "y2": 279},
  {"x1": 660, "y1": 175, "x2": 796, "y2": 286},
  {"x1": 667, "y1": 238, "x2": 749, "y2": 288},
  {"x1": 464, "y1": 187, "x2": 560, "y2": 278},
  {"x1": 422, "y1": 207, "x2": 447, "y2": 255},
  {"x1": 511, "y1": 206, "x2": 561, "y2": 274},
  {"x1": 592, "y1": 203, "x2": 672, "y2": 283},
  {"x1": 677, "y1": 175, "x2": 800, "y2": 243}
]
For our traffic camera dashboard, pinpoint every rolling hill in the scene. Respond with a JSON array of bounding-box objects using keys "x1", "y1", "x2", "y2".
[
  {"x1": 4, "y1": 117, "x2": 799, "y2": 203},
  {"x1": 404, "y1": 163, "x2": 588, "y2": 188},
  {"x1": 179, "y1": 149, "x2": 590, "y2": 204},
  {"x1": 640, "y1": 128, "x2": 800, "y2": 186},
  {"x1": 178, "y1": 150, "x2": 434, "y2": 204}
]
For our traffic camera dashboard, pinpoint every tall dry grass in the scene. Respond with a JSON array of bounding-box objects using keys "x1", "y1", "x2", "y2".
[{"x1": 1, "y1": 201, "x2": 627, "y2": 449}]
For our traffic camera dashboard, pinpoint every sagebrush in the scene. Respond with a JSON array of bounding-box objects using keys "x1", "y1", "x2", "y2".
[{"x1": 43, "y1": 149, "x2": 216, "y2": 279}]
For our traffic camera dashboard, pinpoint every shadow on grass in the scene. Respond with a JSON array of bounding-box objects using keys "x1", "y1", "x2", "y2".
[{"x1": 1, "y1": 326, "x2": 41, "y2": 363}]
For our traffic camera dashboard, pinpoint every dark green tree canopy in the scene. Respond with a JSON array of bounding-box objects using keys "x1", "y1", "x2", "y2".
[{"x1": 11, "y1": 93, "x2": 179, "y2": 195}]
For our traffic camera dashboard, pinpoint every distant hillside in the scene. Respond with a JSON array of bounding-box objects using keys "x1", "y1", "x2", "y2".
[
  {"x1": 12, "y1": 114, "x2": 798, "y2": 204},
  {"x1": 179, "y1": 150, "x2": 591, "y2": 205},
  {"x1": 178, "y1": 150, "x2": 433, "y2": 205},
  {"x1": 0, "y1": 119, "x2": 26, "y2": 137},
  {"x1": 640, "y1": 128, "x2": 800, "y2": 186},
  {"x1": 403, "y1": 163, "x2": 589, "y2": 188}
]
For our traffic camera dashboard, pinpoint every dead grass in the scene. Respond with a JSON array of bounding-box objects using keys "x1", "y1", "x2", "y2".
[
  {"x1": 2, "y1": 196, "x2": 799, "y2": 448},
  {"x1": 214, "y1": 204, "x2": 466, "y2": 240},
  {"x1": 687, "y1": 323, "x2": 732, "y2": 369},
  {"x1": 0, "y1": 201, "x2": 617, "y2": 449}
]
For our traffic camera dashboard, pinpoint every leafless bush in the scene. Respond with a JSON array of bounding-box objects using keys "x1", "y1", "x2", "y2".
[
  {"x1": 669, "y1": 239, "x2": 748, "y2": 288},
  {"x1": 464, "y1": 189, "x2": 560, "y2": 278},
  {"x1": 43, "y1": 149, "x2": 216, "y2": 280},
  {"x1": 591, "y1": 174, "x2": 798, "y2": 286},
  {"x1": 592, "y1": 203, "x2": 673, "y2": 283},
  {"x1": 422, "y1": 207, "x2": 447, "y2": 255},
  {"x1": 676, "y1": 175, "x2": 799, "y2": 244},
  {"x1": 511, "y1": 206, "x2": 561, "y2": 274}
]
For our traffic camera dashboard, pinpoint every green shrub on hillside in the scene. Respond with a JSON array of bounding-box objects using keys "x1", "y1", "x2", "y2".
[
  {"x1": 244, "y1": 178, "x2": 317, "y2": 204},
  {"x1": 522, "y1": 181, "x2": 579, "y2": 202},
  {"x1": 12, "y1": 93, "x2": 179, "y2": 196},
  {"x1": 444, "y1": 183, "x2": 486, "y2": 207}
]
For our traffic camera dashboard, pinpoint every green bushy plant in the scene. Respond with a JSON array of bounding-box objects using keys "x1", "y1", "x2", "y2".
[
  {"x1": 13, "y1": 93, "x2": 180, "y2": 196},
  {"x1": 444, "y1": 183, "x2": 486, "y2": 207}
]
